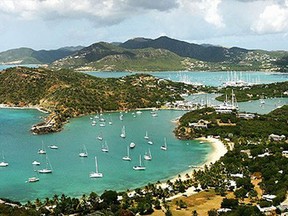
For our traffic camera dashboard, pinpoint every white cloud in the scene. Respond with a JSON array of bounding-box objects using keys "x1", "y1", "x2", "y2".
[
  {"x1": 180, "y1": 0, "x2": 225, "y2": 28},
  {"x1": 251, "y1": 2, "x2": 288, "y2": 34},
  {"x1": 0, "y1": 0, "x2": 179, "y2": 25}
]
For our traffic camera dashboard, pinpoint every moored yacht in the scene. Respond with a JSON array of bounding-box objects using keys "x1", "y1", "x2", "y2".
[
  {"x1": 129, "y1": 142, "x2": 136, "y2": 149},
  {"x1": 133, "y1": 155, "x2": 146, "y2": 171},
  {"x1": 122, "y1": 146, "x2": 131, "y2": 161},
  {"x1": 90, "y1": 156, "x2": 103, "y2": 178}
]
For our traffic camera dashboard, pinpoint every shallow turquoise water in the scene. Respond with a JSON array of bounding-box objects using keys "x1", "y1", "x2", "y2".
[{"x1": 0, "y1": 109, "x2": 211, "y2": 202}]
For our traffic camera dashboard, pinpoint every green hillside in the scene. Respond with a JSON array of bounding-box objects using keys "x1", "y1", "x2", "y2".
[
  {"x1": 51, "y1": 37, "x2": 288, "y2": 72},
  {"x1": 0, "y1": 67, "x2": 201, "y2": 133}
]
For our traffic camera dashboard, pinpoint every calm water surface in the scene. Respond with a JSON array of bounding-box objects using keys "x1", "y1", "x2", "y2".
[{"x1": 0, "y1": 109, "x2": 211, "y2": 202}]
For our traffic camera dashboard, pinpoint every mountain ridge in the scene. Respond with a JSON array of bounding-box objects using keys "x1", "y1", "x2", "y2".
[{"x1": 1, "y1": 36, "x2": 287, "y2": 72}]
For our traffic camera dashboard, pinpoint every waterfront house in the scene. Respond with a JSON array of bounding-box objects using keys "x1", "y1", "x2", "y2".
[
  {"x1": 230, "y1": 173, "x2": 244, "y2": 178},
  {"x1": 269, "y1": 134, "x2": 286, "y2": 141},
  {"x1": 258, "y1": 152, "x2": 271, "y2": 158},
  {"x1": 263, "y1": 194, "x2": 277, "y2": 202},
  {"x1": 237, "y1": 113, "x2": 255, "y2": 119},
  {"x1": 257, "y1": 205, "x2": 277, "y2": 215},
  {"x1": 188, "y1": 119, "x2": 210, "y2": 129},
  {"x1": 282, "y1": 151, "x2": 288, "y2": 158}
]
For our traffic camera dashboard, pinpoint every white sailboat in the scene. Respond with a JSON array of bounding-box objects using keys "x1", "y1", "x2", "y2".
[
  {"x1": 120, "y1": 126, "x2": 126, "y2": 138},
  {"x1": 144, "y1": 148, "x2": 152, "y2": 161},
  {"x1": 122, "y1": 146, "x2": 131, "y2": 161},
  {"x1": 49, "y1": 145, "x2": 58, "y2": 149},
  {"x1": 32, "y1": 160, "x2": 41, "y2": 165},
  {"x1": 27, "y1": 165, "x2": 40, "y2": 183},
  {"x1": 28, "y1": 176, "x2": 40, "y2": 183},
  {"x1": 97, "y1": 132, "x2": 103, "y2": 141},
  {"x1": 144, "y1": 131, "x2": 149, "y2": 139},
  {"x1": 129, "y1": 142, "x2": 136, "y2": 149},
  {"x1": 147, "y1": 139, "x2": 153, "y2": 145},
  {"x1": 133, "y1": 155, "x2": 146, "y2": 171},
  {"x1": 90, "y1": 156, "x2": 103, "y2": 178},
  {"x1": 108, "y1": 115, "x2": 112, "y2": 125},
  {"x1": 91, "y1": 120, "x2": 97, "y2": 126},
  {"x1": 79, "y1": 144, "x2": 88, "y2": 157},
  {"x1": 38, "y1": 141, "x2": 46, "y2": 154},
  {"x1": 99, "y1": 122, "x2": 105, "y2": 127},
  {"x1": 101, "y1": 141, "x2": 109, "y2": 153},
  {"x1": 0, "y1": 152, "x2": 8, "y2": 167},
  {"x1": 119, "y1": 113, "x2": 123, "y2": 121},
  {"x1": 38, "y1": 155, "x2": 53, "y2": 174},
  {"x1": 161, "y1": 138, "x2": 167, "y2": 151}
]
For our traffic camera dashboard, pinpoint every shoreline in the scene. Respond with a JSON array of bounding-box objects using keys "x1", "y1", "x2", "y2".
[
  {"x1": 156, "y1": 137, "x2": 228, "y2": 199},
  {"x1": 0, "y1": 104, "x2": 49, "y2": 114},
  {"x1": 170, "y1": 137, "x2": 227, "y2": 182}
]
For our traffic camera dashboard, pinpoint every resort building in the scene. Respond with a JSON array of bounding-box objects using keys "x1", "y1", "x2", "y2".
[
  {"x1": 282, "y1": 151, "x2": 288, "y2": 158},
  {"x1": 269, "y1": 134, "x2": 286, "y2": 141},
  {"x1": 188, "y1": 119, "x2": 210, "y2": 129},
  {"x1": 237, "y1": 113, "x2": 255, "y2": 119}
]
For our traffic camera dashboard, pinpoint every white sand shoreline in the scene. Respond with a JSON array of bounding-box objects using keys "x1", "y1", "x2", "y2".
[
  {"x1": 156, "y1": 137, "x2": 228, "y2": 200},
  {"x1": 170, "y1": 137, "x2": 227, "y2": 183}
]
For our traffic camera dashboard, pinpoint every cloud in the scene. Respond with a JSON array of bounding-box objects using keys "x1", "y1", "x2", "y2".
[
  {"x1": 0, "y1": 0, "x2": 179, "y2": 25},
  {"x1": 251, "y1": 1, "x2": 288, "y2": 34},
  {"x1": 180, "y1": 0, "x2": 225, "y2": 28},
  {"x1": 127, "y1": 0, "x2": 179, "y2": 11}
]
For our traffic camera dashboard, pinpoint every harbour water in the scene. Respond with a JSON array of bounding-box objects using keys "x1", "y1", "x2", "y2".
[
  {"x1": 0, "y1": 109, "x2": 212, "y2": 202},
  {"x1": 0, "y1": 66, "x2": 287, "y2": 202}
]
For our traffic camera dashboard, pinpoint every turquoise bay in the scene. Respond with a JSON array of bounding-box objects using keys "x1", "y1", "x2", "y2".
[{"x1": 0, "y1": 109, "x2": 211, "y2": 202}]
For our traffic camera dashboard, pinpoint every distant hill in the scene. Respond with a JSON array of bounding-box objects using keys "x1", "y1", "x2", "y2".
[
  {"x1": 2, "y1": 37, "x2": 286, "y2": 71},
  {"x1": 50, "y1": 36, "x2": 288, "y2": 72},
  {"x1": 0, "y1": 46, "x2": 84, "y2": 64},
  {"x1": 120, "y1": 36, "x2": 248, "y2": 63},
  {"x1": 51, "y1": 42, "x2": 189, "y2": 71}
]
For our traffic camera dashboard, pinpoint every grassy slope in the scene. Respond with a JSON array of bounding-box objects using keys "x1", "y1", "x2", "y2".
[{"x1": 0, "y1": 67, "x2": 199, "y2": 116}]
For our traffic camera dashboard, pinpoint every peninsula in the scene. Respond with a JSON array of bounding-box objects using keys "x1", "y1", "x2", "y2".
[{"x1": 0, "y1": 66, "x2": 206, "y2": 134}]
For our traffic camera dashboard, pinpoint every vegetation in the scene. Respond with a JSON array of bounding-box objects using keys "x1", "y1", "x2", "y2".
[
  {"x1": 1, "y1": 36, "x2": 287, "y2": 71},
  {"x1": 173, "y1": 105, "x2": 288, "y2": 215},
  {"x1": 0, "y1": 67, "x2": 204, "y2": 133},
  {"x1": 50, "y1": 36, "x2": 288, "y2": 72},
  {"x1": 217, "y1": 81, "x2": 288, "y2": 102},
  {"x1": 175, "y1": 106, "x2": 288, "y2": 140}
]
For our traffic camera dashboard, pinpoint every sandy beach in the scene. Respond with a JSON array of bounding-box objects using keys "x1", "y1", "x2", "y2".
[
  {"x1": 171, "y1": 137, "x2": 227, "y2": 182},
  {"x1": 157, "y1": 137, "x2": 228, "y2": 199}
]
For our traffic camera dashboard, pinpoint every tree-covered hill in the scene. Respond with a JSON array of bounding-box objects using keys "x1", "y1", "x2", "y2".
[
  {"x1": 0, "y1": 67, "x2": 201, "y2": 133},
  {"x1": 175, "y1": 106, "x2": 288, "y2": 140},
  {"x1": 217, "y1": 81, "x2": 288, "y2": 102},
  {"x1": 51, "y1": 42, "x2": 192, "y2": 71}
]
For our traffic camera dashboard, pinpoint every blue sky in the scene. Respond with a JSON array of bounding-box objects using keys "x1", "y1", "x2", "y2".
[{"x1": 0, "y1": 0, "x2": 287, "y2": 51}]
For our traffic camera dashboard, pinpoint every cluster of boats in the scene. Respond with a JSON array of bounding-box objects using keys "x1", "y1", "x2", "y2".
[
  {"x1": 26, "y1": 143, "x2": 59, "y2": 183},
  {"x1": 83, "y1": 112, "x2": 168, "y2": 177},
  {"x1": 0, "y1": 110, "x2": 168, "y2": 182}
]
